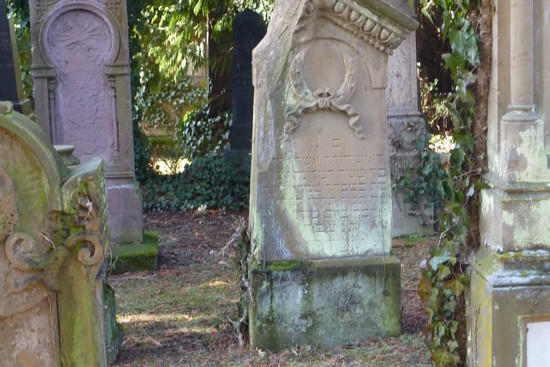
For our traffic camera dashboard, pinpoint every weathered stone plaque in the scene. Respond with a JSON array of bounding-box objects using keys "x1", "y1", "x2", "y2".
[
  {"x1": 0, "y1": 2, "x2": 31, "y2": 115},
  {"x1": 249, "y1": 0, "x2": 417, "y2": 350},
  {"x1": 30, "y1": 0, "x2": 143, "y2": 244},
  {"x1": 0, "y1": 102, "x2": 109, "y2": 366},
  {"x1": 526, "y1": 321, "x2": 550, "y2": 367}
]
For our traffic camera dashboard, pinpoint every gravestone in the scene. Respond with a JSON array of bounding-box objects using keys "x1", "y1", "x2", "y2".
[
  {"x1": 0, "y1": 101, "x2": 109, "y2": 366},
  {"x1": 29, "y1": 0, "x2": 143, "y2": 245},
  {"x1": 468, "y1": 0, "x2": 550, "y2": 365},
  {"x1": 249, "y1": 0, "x2": 418, "y2": 350},
  {"x1": 385, "y1": 0, "x2": 432, "y2": 237},
  {"x1": 0, "y1": 2, "x2": 31, "y2": 116},
  {"x1": 224, "y1": 9, "x2": 266, "y2": 170}
]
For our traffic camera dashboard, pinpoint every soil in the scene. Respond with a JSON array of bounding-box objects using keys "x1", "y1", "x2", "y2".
[{"x1": 110, "y1": 210, "x2": 433, "y2": 366}]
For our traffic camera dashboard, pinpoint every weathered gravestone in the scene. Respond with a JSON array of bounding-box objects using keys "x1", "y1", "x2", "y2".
[
  {"x1": 385, "y1": 0, "x2": 432, "y2": 237},
  {"x1": 0, "y1": 102, "x2": 109, "y2": 366},
  {"x1": 469, "y1": 0, "x2": 550, "y2": 365},
  {"x1": 29, "y1": 0, "x2": 143, "y2": 245},
  {"x1": 225, "y1": 9, "x2": 267, "y2": 171},
  {"x1": 249, "y1": 0, "x2": 418, "y2": 350},
  {"x1": 0, "y1": 2, "x2": 31, "y2": 116}
]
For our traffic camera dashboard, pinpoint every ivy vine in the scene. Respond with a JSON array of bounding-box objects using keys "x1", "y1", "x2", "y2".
[{"x1": 412, "y1": 0, "x2": 492, "y2": 366}]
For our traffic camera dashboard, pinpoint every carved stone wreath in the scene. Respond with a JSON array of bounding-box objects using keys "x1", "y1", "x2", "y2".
[{"x1": 285, "y1": 48, "x2": 365, "y2": 140}]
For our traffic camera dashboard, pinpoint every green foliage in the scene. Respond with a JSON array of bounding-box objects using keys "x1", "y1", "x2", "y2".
[
  {"x1": 178, "y1": 99, "x2": 232, "y2": 160},
  {"x1": 5, "y1": 0, "x2": 32, "y2": 98},
  {"x1": 415, "y1": 0, "x2": 485, "y2": 366},
  {"x1": 142, "y1": 155, "x2": 249, "y2": 212},
  {"x1": 395, "y1": 129, "x2": 448, "y2": 223}
]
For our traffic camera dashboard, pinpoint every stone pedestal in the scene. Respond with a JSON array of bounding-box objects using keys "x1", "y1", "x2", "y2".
[
  {"x1": 468, "y1": 0, "x2": 550, "y2": 365},
  {"x1": 0, "y1": 2, "x2": 32, "y2": 116},
  {"x1": 29, "y1": 0, "x2": 143, "y2": 245},
  {"x1": 249, "y1": 0, "x2": 417, "y2": 351},
  {"x1": 249, "y1": 257, "x2": 401, "y2": 350}
]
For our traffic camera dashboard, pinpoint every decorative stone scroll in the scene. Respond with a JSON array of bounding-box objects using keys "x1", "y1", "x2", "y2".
[
  {"x1": 0, "y1": 102, "x2": 109, "y2": 366},
  {"x1": 30, "y1": 0, "x2": 143, "y2": 244}
]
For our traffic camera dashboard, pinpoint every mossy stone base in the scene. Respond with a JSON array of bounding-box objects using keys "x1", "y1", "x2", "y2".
[
  {"x1": 468, "y1": 249, "x2": 550, "y2": 367},
  {"x1": 249, "y1": 256, "x2": 401, "y2": 351},
  {"x1": 104, "y1": 281, "x2": 123, "y2": 364},
  {"x1": 109, "y1": 231, "x2": 159, "y2": 274}
]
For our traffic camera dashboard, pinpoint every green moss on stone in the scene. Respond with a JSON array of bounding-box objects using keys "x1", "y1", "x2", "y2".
[{"x1": 109, "y1": 231, "x2": 159, "y2": 274}]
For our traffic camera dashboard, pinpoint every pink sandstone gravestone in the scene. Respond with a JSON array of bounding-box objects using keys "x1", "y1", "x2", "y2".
[{"x1": 29, "y1": 0, "x2": 142, "y2": 244}]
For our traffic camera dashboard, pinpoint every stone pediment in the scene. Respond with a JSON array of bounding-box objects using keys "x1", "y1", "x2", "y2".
[{"x1": 297, "y1": 0, "x2": 419, "y2": 54}]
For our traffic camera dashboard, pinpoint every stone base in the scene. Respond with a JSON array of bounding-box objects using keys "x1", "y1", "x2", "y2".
[
  {"x1": 249, "y1": 256, "x2": 401, "y2": 351},
  {"x1": 107, "y1": 182, "x2": 144, "y2": 244},
  {"x1": 109, "y1": 231, "x2": 159, "y2": 274},
  {"x1": 104, "y1": 281, "x2": 123, "y2": 365},
  {"x1": 468, "y1": 249, "x2": 550, "y2": 367},
  {"x1": 391, "y1": 192, "x2": 434, "y2": 237}
]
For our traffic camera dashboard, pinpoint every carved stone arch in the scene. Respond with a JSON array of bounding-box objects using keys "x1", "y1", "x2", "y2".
[
  {"x1": 38, "y1": 1, "x2": 121, "y2": 67},
  {"x1": 0, "y1": 110, "x2": 66, "y2": 212}
]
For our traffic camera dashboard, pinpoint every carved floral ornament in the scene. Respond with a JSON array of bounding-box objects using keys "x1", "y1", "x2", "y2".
[
  {"x1": 285, "y1": 49, "x2": 365, "y2": 140},
  {"x1": 0, "y1": 163, "x2": 104, "y2": 319}
]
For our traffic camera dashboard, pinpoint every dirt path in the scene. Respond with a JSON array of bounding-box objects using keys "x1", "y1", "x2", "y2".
[{"x1": 111, "y1": 211, "x2": 433, "y2": 366}]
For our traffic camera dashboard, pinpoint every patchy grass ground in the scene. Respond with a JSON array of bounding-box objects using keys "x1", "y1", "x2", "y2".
[{"x1": 110, "y1": 211, "x2": 434, "y2": 366}]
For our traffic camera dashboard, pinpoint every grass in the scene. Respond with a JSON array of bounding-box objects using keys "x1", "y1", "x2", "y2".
[{"x1": 111, "y1": 212, "x2": 433, "y2": 366}]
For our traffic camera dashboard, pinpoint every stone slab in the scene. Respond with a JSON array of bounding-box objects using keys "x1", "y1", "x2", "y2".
[{"x1": 249, "y1": 256, "x2": 401, "y2": 351}]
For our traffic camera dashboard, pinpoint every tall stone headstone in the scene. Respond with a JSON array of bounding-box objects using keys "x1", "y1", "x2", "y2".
[
  {"x1": 29, "y1": 0, "x2": 143, "y2": 244},
  {"x1": 469, "y1": 0, "x2": 550, "y2": 365},
  {"x1": 225, "y1": 9, "x2": 267, "y2": 170},
  {"x1": 249, "y1": 0, "x2": 418, "y2": 350},
  {"x1": 0, "y1": 102, "x2": 109, "y2": 366},
  {"x1": 0, "y1": 2, "x2": 31, "y2": 116},
  {"x1": 385, "y1": 0, "x2": 432, "y2": 237}
]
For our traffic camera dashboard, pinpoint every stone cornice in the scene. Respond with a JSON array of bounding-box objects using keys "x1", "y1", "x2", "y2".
[{"x1": 300, "y1": 0, "x2": 419, "y2": 53}]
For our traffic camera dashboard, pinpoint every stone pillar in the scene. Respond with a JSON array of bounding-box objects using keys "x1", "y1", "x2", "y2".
[
  {"x1": 29, "y1": 0, "x2": 143, "y2": 244},
  {"x1": 468, "y1": 0, "x2": 550, "y2": 365},
  {"x1": 385, "y1": 0, "x2": 432, "y2": 237},
  {"x1": 0, "y1": 2, "x2": 32, "y2": 116},
  {"x1": 249, "y1": 0, "x2": 418, "y2": 351}
]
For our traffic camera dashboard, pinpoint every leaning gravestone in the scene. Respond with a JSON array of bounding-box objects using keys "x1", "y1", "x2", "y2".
[
  {"x1": 249, "y1": 0, "x2": 418, "y2": 350},
  {"x1": 0, "y1": 102, "x2": 109, "y2": 366},
  {"x1": 225, "y1": 9, "x2": 267, "y2": 170},
  {"x1": 29, "y1": 0, "x2": 143, "y2": 245},
  {"x1": 0, "y1": 2, "x2": 31, "y2": 116}
]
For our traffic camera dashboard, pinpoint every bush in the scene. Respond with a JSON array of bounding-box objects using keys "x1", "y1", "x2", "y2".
[{"x1": 142, "y1": 155, "x2": 249, "y2": 212}]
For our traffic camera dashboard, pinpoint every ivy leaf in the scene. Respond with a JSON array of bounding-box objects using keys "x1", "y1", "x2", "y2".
[
  {"x1": 418, "y1": 276, "x2": 432, "y2": 302},
  {"x1": 445, "y1": 278, "x2": 466, "y2": 297},
  {"x1": 432, "y1": 348, "x2": 460, "y2": 367},
  {"x1": 429, "y1": 248, "x2": 452, "y2": 270}
]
